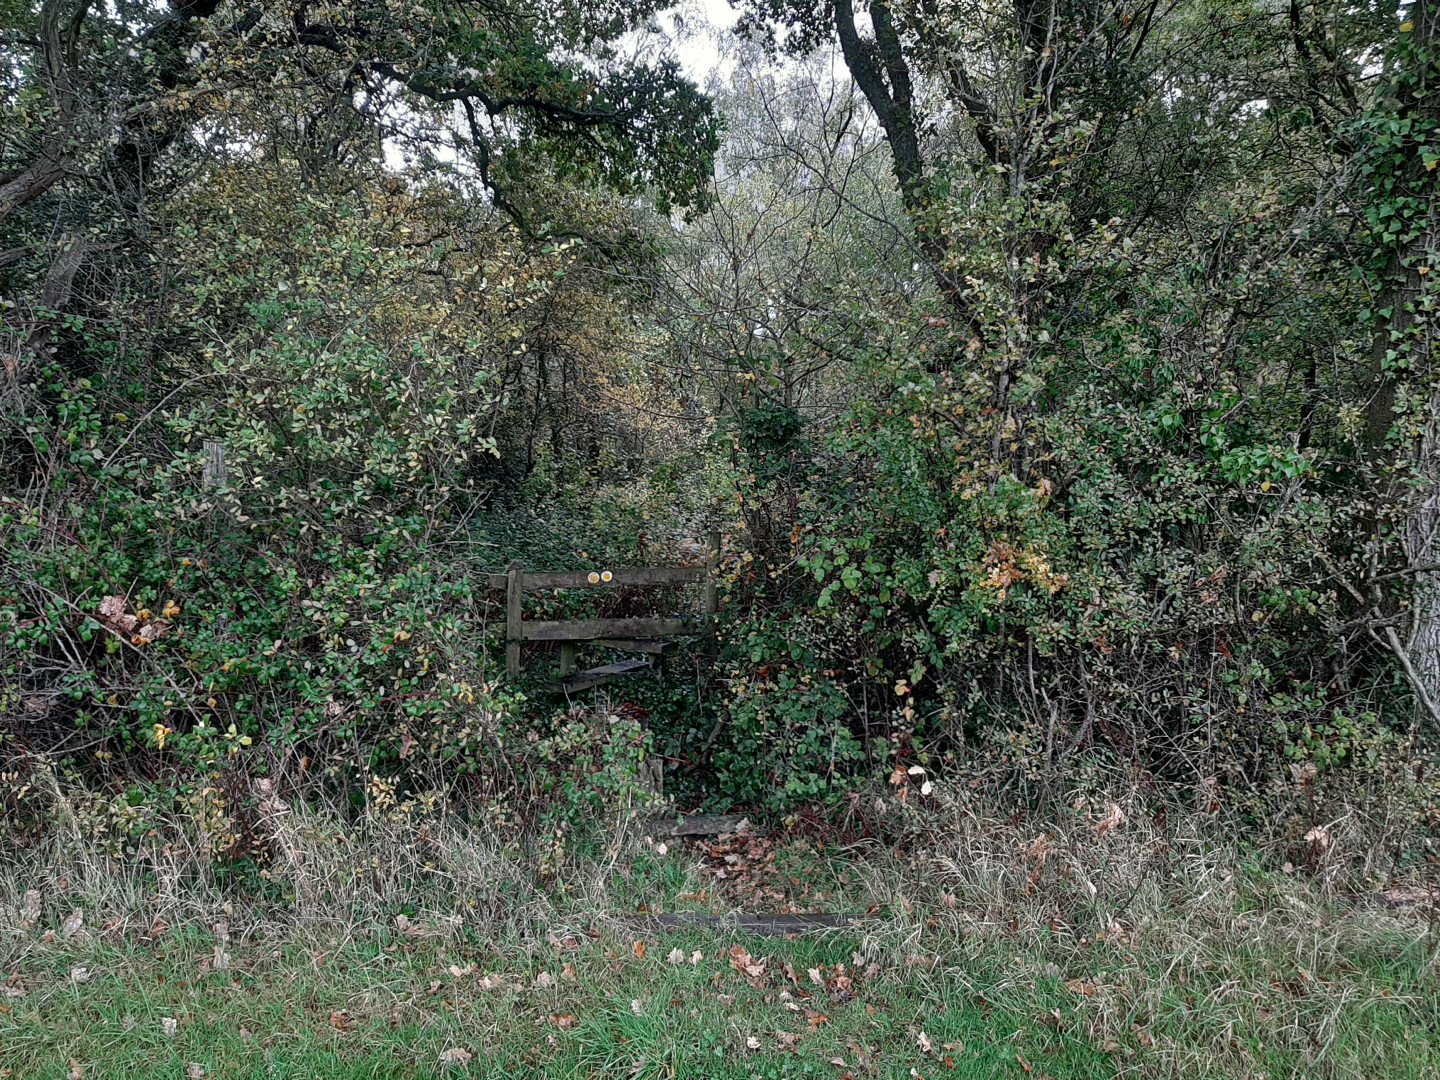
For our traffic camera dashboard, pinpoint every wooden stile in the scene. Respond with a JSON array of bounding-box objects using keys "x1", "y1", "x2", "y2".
[{"x1": 498, "y1": 540, "x2": 719, "y2": 685}]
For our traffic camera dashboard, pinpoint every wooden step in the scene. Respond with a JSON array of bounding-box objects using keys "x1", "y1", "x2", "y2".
[
  {"x1": 548, "y1": 658, "x2": 652, "y2": 693},
  {"x1": 618, "y1": 912, "x2": 872, "y2": 937},
  {"x1": 640, "y1": 813, "x2": 750, "y2": 837}
]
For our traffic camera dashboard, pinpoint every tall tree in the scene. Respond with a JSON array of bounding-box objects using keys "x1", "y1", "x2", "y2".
[{"x1": 1357, "y1": 3, "x2": 1440, "y2": 719}]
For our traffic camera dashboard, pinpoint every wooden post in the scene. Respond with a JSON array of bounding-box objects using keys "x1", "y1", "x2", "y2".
[
  {"x1": 642, "y1": 756, "x2": 663, "y2": 799},
  {"x1": 559, "y1": 642, "x2": 576, "y2": 676},
  {"x1": 505, "y1": 560, "x2": 523, "y2": 676},
  {"x1": 704, "y1": 530, "x2": 720, "y2": 616},
  {"x1": 202, "y1": 439, "x2": 228, "y2": 490}
]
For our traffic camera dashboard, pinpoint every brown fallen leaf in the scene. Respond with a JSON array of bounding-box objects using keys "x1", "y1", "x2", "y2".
[
  {"x1": 61, "y1": 909, "x2": 84, "y2": 938},
  {"x1": 67, "y1": 1061, "x2": 83, "y2": 1080},
  {"x1": 550, "y1": 1014, "x2": 578, "y2": 1030},
  {"x1": 728, "y1": 946, "x2": 766, "y2": 978},
  {"x1": 328, "y1": 1010, "x2": 352, "y2": 1031},
  {"x1": 561, "y1": 962, "x2": 577, "y2": 981},
  {"x1": 1095, "y1": 801, "x2": 1127, "y2": 836},
  {"x1": 633, "y1": 940, "x2": 647, "y2": 960},
  {"x1": 185, "y1": 1064, "x2": 205, "y2": 1079},
  {"x1": 917, "y1": 1031, "x2": 933, "y2": 1054},
  {"x1": 437, "y1": 1047, "x2": 473, "y2": 1069}
]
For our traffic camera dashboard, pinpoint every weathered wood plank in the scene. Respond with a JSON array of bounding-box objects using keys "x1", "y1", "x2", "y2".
[
  {"x1": 592, "y1": 638, "x2": 675, "y2": 655},
  {"x1": 641, "y1": 813, "x2": 750, "y2": 837},
  {"x1": 549, "y1": 659, "x2": 652, "y2": 693},
  {"x1": 505, "y1": 561, "x2": 523, "y2": 676},
  {"x1": 485, "y1": 567, "x2": 706, "y2": 591},
  {"x1": 618, "y1": 912, "x2": 870, "y2": 937},
  {"x1": 523, "y1": 616, "x2": 707, "y2": 642}
]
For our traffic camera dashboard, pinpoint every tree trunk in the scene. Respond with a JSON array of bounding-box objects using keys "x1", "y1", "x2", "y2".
[{"x1": 1367, "y1": 3, "x2": 1440, "y2": 718}]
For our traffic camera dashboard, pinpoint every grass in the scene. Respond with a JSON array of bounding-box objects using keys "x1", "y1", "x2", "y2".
[
  {"x1": 3, "y1": 923, "x2": 1117, "y2": 1079},
  {"x1": 2, "y1": 795, "x2": 1438, "y2": 1078}
]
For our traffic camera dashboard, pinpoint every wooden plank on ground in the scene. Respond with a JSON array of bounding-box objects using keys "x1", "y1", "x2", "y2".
[
  {"x1": 641, "y1": 813, "x2": 751, "y2": 837},
  {"x1": 549, "y1": 659, "x2": 652, "y2": 693},
  {"x1": 523, "y1": 616, "x2": 707, "y2": 642},
  {"x1": 618, "y1": 912, "x2": 871, "y2": 936}
]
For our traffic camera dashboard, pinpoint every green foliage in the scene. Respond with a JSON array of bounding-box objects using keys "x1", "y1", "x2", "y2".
[
  {"x1": 5, "y1": 0, "x2": 1439, "y2": 838},
  {"x1": 0, "y1": 139, "x2": 704, "y2": 820},
  {"x1": 683, "y1": 2, "x2": 1440, "y2": 816}
]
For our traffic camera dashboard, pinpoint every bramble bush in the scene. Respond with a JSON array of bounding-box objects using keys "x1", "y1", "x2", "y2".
[{"x1": 1, "y1": 160, "x2": 687, "y2": 852}]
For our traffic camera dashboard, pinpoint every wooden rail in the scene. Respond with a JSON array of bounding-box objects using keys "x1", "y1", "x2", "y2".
[
  {"x1": 487, "y1": 566, "x2": 705, "y2": 590},
  {"x1": 522, "y1": 616, "x2": 706, "y2": 642},
  {"x1": 500, "y1": 532, "x2": 720, "y2": 680}
]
